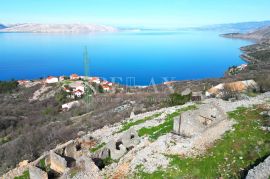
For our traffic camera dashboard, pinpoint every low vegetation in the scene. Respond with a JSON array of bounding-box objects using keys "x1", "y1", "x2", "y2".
[
  {"x1": 135, "y1": 107, "x2": 270, "y2": 178},
  {"x1": 39, "y1": 158, "x2": 50, "y2": 172},
  {"x1": 90, "y1": 142, "x2": 106, "y2": 153},
  {"x1": 117, "y1": 113, "x2": 162, "y2": 133},
  {"x1": 14, "y1": 170, "x2": 29, "y2": 179},
  {"x1": 0, "y1": 80, "x2": 18, "y2": 93},
  {"x1": 166, "y1": 93, "x2": 191, "y2": 107},
  {"x1": 138, "y1": 105, "x2": 197, "y2": 140}
]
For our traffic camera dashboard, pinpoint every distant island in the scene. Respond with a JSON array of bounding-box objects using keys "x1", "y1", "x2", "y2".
[
  {"x1": 221, "y1": 25, "x2": 270, "y2": 41},
  {"x1": 0, "y1": 23, "x2": 118, "y2": 33}
]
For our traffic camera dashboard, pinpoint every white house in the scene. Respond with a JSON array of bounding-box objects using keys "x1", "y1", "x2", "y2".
[
  {"x1": 90, "y1": 77, "x2": 101, "y2": 84},
  {"x1": 75, "y1": 86, "x2": 85, "y2": 93},
  {"x1": 237, "y1": 64, "x2": 248, "y2": 70},
  {"x1": 62, "y1": 101, "x2": 80, "y2": 111},
  {"x1": 46, "y1": 76, "x2": 59, "y2": 84},
  {"x1": 101, "y1": 80, "x2": 113, "y2": 86},
  {"x1": 73, "y1": 89, "x2": 83, "y2": 98},
  {"x1": 59, "y1": 76, "x2": 65, "y2": 81},
  {"x1": 102, "y1": 84, "x2": 112, "y2": 92},
  {"x1": 70, "y1": 74, "x2": 80, "y2": 80}
]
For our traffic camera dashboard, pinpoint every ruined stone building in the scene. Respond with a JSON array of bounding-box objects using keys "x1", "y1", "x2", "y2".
[{"x1": 173, "y1": 103, "x2": 227, "y2": 137}]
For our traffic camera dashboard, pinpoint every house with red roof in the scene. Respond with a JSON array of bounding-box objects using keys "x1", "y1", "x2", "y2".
[
  {"x1": 90, "y1": 77, "x2": 101, "y2": 84},
  {"x1": 46, "y1": 76, "x2": 59, "y2": 84},
  {"x1": 73, "y1": 89, "x2": 84, "y2": 98},
  {"x1": 102, "y1": 84, "x2": 112, "y2": 92},
  {"x1": 70, "y1": 74, "x2": 80, "y2": 80}
]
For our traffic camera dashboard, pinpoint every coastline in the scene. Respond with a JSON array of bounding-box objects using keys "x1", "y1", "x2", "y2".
[{"x1": 0, "y1": 32, "x2": 259, "y2": 88}]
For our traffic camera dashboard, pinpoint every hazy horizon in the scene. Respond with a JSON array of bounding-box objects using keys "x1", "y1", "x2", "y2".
[{"x1": 1, "y1": 0, "x2": 270, "y2": 28}]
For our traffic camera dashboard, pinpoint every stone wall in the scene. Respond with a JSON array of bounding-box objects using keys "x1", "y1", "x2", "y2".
[{"x1": 246, "y1": 155, "x2": 270, "y2": 179}]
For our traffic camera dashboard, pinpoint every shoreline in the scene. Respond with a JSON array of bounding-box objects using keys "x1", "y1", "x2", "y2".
[{"x1": 0, "y1": 33, "x2": 258, "y2": 88}]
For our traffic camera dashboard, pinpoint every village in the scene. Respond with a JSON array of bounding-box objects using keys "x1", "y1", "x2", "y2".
[{"x1": 17, "y1": 74, "x2": 122, "y2": 111}]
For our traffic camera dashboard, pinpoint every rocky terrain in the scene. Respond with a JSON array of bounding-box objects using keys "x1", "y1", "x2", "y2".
[
  {"x1": 1, "y1": 92, "x2": 270, "y2": 179},
  {"x1": 0, "y1": 24, "x2": 118, "y2": 33}
]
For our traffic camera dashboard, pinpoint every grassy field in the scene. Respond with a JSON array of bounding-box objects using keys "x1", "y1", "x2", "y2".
[
  {"x1": 135, "y1": 106, "x2": 270, "y2": 178},
  {"x1": 138, "y1": 105, "x2": 197, "y2": 141},
  {"x1": 117, "y1": 113, "x2": 162, "y2": 133}
]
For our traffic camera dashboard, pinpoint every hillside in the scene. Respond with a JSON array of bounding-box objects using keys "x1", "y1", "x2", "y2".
[
  {"x1": 0, "y1": 23, "x2": 118, "y2": 33},
  {"x1": 2, "y1": 92, "x2": 270, "y2": 178},
  {"x1": 0, "y1": 24, "x2": 6, "y2": 29},
  {"x1": 198, "y1": 20, "x2": 270, "y2": 33},
  {"x1": 222, "y1": 26, "x2": 270, "y2": 41}
]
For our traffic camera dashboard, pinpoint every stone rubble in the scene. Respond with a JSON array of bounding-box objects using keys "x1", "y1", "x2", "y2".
[{"x1": 2, "y1": 92, "x2": 270, "y2": 179}]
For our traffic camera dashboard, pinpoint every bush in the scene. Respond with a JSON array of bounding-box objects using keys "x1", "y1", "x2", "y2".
[
  {"x1": 55, "y1": 89, "x2": 69, "y2": 104},
  {"x1": 167, "y1": 93, "x2": 191, "y2": 106},
  {"x1": 256, "y1": 75, "x2": 270, "y2": 92},
  {"x1": 0, "y1": 81, "x2": 18, "y2": 93}
]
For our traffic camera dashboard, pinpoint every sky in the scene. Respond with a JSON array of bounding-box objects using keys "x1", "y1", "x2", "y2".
[{"x1": 1, "y1": 0, "x2": 270, "y2": 28}]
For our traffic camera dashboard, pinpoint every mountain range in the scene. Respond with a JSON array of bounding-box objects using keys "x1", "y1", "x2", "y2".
[
  {"x1": 0, "y1": 24, "x2": 6, "y2": 29},
  {"x1": 193, "y1": 20, "x2": 270, "y2": 33},
  {"x1": 0, "y1": 23, "x2": 118, "y2": 33},
  {"x1": 1, "y1": 21, "x2": 270, "y2": 33}
]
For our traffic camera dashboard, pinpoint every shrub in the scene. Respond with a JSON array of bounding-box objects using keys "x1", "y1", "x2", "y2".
[
  {"x1": 256, "y1": 74, "x2": 270, "y2": 92},
  {"x1": 55, "y1": 89, "x2": 69, "y2": 104},
  {"x1": 167, "y1": 93, "x2": 191, "y2": 106},
  {"x1": 0, "y1": 81, "x2": 18, "y2": 93}
]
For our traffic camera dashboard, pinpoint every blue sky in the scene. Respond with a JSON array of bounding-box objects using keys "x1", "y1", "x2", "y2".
[{"x1": 1, "y1": 0, "x2": 270, "y2": 28}]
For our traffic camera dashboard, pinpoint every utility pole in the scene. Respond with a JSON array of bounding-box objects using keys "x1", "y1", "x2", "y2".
[{"x1": 83, "y1": 46, "x2": 92, "y2": 110}]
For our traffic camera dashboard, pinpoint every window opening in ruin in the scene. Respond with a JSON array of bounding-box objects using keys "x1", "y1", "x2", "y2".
[{"x1": 116, "y1": 141, "x2": 123, "y2": 150}]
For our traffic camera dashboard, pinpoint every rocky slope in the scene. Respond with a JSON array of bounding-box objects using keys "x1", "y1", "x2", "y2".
[
  {"x1": 0, "y1": 23, "x2": 118, "y2": 33},
  {"x1": 222, "y1": 26, "x2": 270, "y2": 41},
  {"x1": 2, "y1": 92, "x2": 270, "y2": 179}
]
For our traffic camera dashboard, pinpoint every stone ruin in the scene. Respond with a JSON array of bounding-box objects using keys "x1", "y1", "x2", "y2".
[
  {"x1": 99, "y1": 128, "x2": 140, "y2": 160},
  {"x1": 1, "y1": 134, "x2": 101, "y2": 179},
  {"x1": 2, "y1": 128, "x2": 141, "y2": 179},
  {"x1": 173, "y1": 103, "x2": 227, "y2": 137}
]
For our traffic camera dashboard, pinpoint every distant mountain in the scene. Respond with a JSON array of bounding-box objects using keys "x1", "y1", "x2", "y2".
[
  {"x1": 0, "y1": 24, "x2": 6, "y2": 29},
  {"x1": 222, "y1": 25, "x2": 270, "y2": 41},
  {"x1": 0, "y1": 23, "x2": 118, "y2": 33},
  {"x1": 197, "y1": 20, "x2": 270, "y2": 33}
]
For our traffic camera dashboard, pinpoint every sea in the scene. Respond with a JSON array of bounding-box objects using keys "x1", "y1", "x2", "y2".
[{"x1": 0, "y1": 30, "x2": 251, "y2": 85}]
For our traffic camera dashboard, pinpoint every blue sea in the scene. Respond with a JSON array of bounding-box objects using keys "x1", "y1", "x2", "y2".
[{"x1": 0, "y1": 30, "x2": 251, "y2": 85}]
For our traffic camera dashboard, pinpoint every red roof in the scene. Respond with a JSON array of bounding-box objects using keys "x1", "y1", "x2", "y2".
[
  {"x1": 47, "y1": 76, "x2": 56, "y2": 80},
  {"x1": 71, "y1": 74, "x2": 79, "y2": 78},
  {"x1": 73, "y1": 89, "x2": 83, "y2": 93}
]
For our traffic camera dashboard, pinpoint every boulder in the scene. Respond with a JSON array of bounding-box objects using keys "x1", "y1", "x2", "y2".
[
  {"x1": 64, "y1": 142, "x2": 78, "y2": 159},
  {"x1": 29, "y1": 166, "x2": 48, "y2": 179},
  {"x1": 49, "y1": 151, "x2": 67, "y2": 174},
  {"x1": 18, "y1": 160, "x2": 28, "y2": 167},
  {"x1": 98, "y1": 148, "x2": 110, "y2": 160},
  {"x1": 130, "y1": 111, "x2": 135, "y2": 119},
  {"x1": 73, "y1": 156, "x2": 101, "y2": 179},
  {"x1": 181, "y1": 88, "x2": 191, "y2": 96}
]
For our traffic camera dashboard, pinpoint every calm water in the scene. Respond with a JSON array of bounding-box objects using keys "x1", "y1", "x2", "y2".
[{"x1": 0, "y1": 31, "x2": 251, "y2": 85}]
